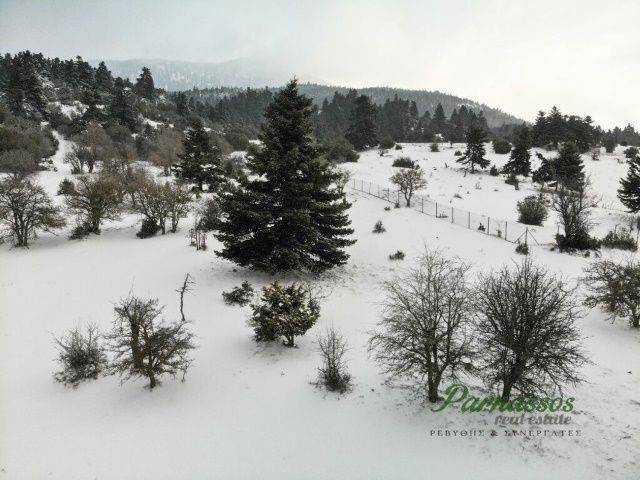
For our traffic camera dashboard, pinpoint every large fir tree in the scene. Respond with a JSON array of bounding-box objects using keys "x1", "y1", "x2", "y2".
[
  {"x1": 503, "y1": 125, "x2": 532, "y2": 176},
  {"x1": 555, "y1": 141, "x2": 585, "y2": 190},
  {"x1": 174, "y1": 120, "x2": 224, "y2": 191},
  {"x1": 109, "y1": 78, "x2": 138, "y2": 131},
  {"x1": 134, "y1": 67, "x2": 155, "y2": 100},
  {"x1": 215, "y1": 79, "x2": 355, "y2": 273},
  {"x1": 95, "y1": 61, "x2": 113, "y2": 91},
  {"x1": 456, "y1": 127, "x2": 490, "y2": 173},
  {"x1": 345, "y1": 95, "x2": 377, "y2": 151},
  {"x1": 618, "y1": 154, "x2": 640, "y2": 212}
]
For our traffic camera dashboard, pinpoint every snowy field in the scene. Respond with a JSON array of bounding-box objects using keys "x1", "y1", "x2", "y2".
[
  {"x1": 1, "y1": 137, "x2": 639, "y2": 479},
  {"x1": 344, "y1": 143, "x2": 634, "y2": 242}
]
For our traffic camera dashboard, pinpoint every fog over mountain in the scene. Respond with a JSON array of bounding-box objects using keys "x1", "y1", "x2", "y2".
[{"x1": 91, "y1": 57, "x2": 321, "y2": 91}]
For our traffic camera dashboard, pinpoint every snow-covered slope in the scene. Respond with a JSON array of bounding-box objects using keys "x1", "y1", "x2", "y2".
[{"x1": 0, "y1": 137, "x2": 638, "y2": 479}]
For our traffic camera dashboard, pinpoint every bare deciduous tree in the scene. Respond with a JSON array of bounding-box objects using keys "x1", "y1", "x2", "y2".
[
  {"x1": 64, "y1": 174, "x2": 122, "y2": 234},
  {"x1": 150, "y1": 127, "x2": 184, "y2": 176},
  {"x1": 474, "y1": 258, "x2": 588, "y2": 400},
  {"x1": 368, "y1": 250, "x2": 474, "y2": 403},
  {"x1": 107, "y1": 295, "x2": 195, "y2": 389},
  {"x1": 176, "y1": 273, "x2": 195, "y2": 322},
  {"x1": 583, "y1": 258, "x2": 640, "y2": 328},
  {"x1": 133, "y1": 176, "x2": 191, "y2": 234},
  {"x1": 317, "y1": 326, "x2": 351, "y2": 393},
  {"x1": 390, "y1": 167, "x2": 427, "y2": 207},
  {"x1": 334, "y1": 168, "x2": 352, "y2": 196},
  {"x1": 0, "y1": 177, "x2": 66, "y2": 246}
]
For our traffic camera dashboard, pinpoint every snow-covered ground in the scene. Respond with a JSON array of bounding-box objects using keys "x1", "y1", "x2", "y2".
[
  {"x1": 1, "y1": 136, "x2": 639, "y2": 479},
  {"x1": 343, "y1": 143, "x2": 633, "y2": 241}
]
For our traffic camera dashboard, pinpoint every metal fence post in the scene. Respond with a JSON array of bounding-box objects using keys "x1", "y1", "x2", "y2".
[
  {"x1": 421, "y1": 197, "x2": 424, "y2": 213},
  {"x1": 468, "y1": 211, "x2": 471, "y2": 229},
  {"x1": 451, "y1": 207, "x2": 454, "y2": 224},
  {"x1": 435, "y1": 202, "x2": 438, "y2": 217},
  {"x1": 488, "y1": 217, "x2": 491, "y2": 235}
]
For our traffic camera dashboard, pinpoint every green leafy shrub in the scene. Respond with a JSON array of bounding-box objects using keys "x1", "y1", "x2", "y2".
[
  {"x1": 601, "y1": 228, "x2": 637, "y2": 251},
  {"x1": 373, "y1": 220, "x2": 386, "y2": 233},
  {"x1": 379, "y1": 136, "x2": 395, "y2": 149},
  {"x1": 324, "y1": 139, "x2": 359, "y2": 163},
  {"x1": 222, "y1": 281, "x2": 254, "y2": 306},
  {"x1": 137, "y1": 217, "x2": 159, "y2": 239},
  {"x1": 57, "y1": 178, "x2": 75, "y2": 196},
  {"x1": 248, "y1": 282, "x2": 320, "y2": 347},
  {"x1": 517, "y1": 195, "x2": 548, "y2": 226},
  {"x1": 492, "y1": 138, "x2": 512, "y2": 154},
  {"x1": 389, "y1": 250, "x2": 405, "y2": 260},
  {"x1": 392, "y1": 157, "x2": 415, "y2": 168}
]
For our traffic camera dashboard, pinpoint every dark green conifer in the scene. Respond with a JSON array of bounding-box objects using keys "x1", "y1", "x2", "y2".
[{"x1": 215, "y1": 79, "x2": 355, "y2": 273}]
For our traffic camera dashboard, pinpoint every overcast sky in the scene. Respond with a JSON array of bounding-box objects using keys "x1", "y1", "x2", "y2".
[{"x1": 1, "y1": 0, "x2": 638, "y2": 127}]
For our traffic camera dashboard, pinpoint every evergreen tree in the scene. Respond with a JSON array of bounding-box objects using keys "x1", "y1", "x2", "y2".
[
  {"x1": 175, "y1": 92, "x2": 189, "y2": 117},
  {"x1": 215, "y1": 79, "x2": 355, "y2": 273},
  {"x1": 555, "y1": 142, "x2": 585, "y2": 190},
  {"x1": 618, "y1": 155, "x2": 640, "y2": 212},
  {"x1": 95, "y1": 61, "x2": 113, "y2": 91},
  {"x1": 456, "y1": 127, "x2": 489, "y2": 173},
  {"x1": 503, "y1": 125, "x2": 532, "y2": 176},
  {"x1": 134, "y1": 67, "x2": 155, "y2": 100},
  {"x1": 109, "y1": 78, "x2": 138, "y2": 131},
  {"x1": 345, "y1": 95, "x2": 377, "y2": 151},
  {"x1": 174, "y1": 120, "x2": 224, "y2": 191},
  {"x1": 431, "y1": 103, "x2": 447, "y2": 133}
]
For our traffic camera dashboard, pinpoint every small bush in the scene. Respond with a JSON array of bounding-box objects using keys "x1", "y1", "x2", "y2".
[
  {"x1": 222, "y1": 281, "x2": 254, "y2": 306},
  {"x1": 517, "y1": 195, "x2": 548, "y2": 226},
  {"x1": 53, "y1": 324, "x2": 106, "y2": 387},
  {"x1": 394, "y1": 144, "x2": 403, "y2": 150},
  {"x1": 556, "y1": 232, "x2": 601, "y2": 252},
  {"x1": 137, "y1": 217, "x2": 159, "y2": 239},
  {"x1": 384, "y1": 206, "x2": 391, "y2": 211},
  {"x1": 249, "y1": 282, "x2": 320, "y2": 347},
  {"x1": 317, "y1": 327, "x2": 351, "y2": 393},
  {"x1": 69, "y1": 221, "x2": 94, "y2": 240},
  {"x1": 373, "y1": 220, "x2": 386, "y2": 233},
  {"x1": 430, "y1": 142, "x2": 440, "y2": 152},
  {"x1": 478, "y1": 223, "x2": 486, "y2": 232},
  {"x1": 389, "y1": 250, "x2": 405, "y2": 261},
  {"x1": 515, "y1": 243, "x2": 529, "y2": 255},
  {"x1": 454, "y1": 150, "x2": 462, "y2": 156},
  {"x1": 57, "y1": 178, "x2": 75, "y2": 196},
  {"x1": 324, "y1": 139, "x2": 359, "y2": 163},
  {"x1": 489, "y1": 165, "x2": 499, "y2": 176},
  {"x1": 379, "y1": 136, "x2": 395, "y2": 150},
  {"x1": 392, "y1": 157, "x2": 415, "y2": 168},
  {"x1": 601, "y1": 228, "x2": 637, "y2": 251},
  {"x1": 492, "y1": 138, "x2": 512, "y2": 154}
]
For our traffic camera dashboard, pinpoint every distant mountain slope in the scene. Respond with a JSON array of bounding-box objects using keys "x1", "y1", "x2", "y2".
[
  {"x1": 96, "y1": 58, "x2": 525, "y2": 127},
  {"x1": 297, "y1": 84, "x2": 524, "y2": 128}
]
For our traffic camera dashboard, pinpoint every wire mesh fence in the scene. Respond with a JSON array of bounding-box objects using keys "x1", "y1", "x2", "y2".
[{"x1": 349, "y1": 178, "x2": 556, "y2": 245}]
